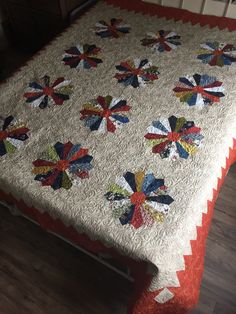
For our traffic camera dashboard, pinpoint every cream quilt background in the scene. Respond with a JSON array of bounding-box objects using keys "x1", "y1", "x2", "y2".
[{"x1": 1, "y1": 1, "x2": 236, "y2": 294}]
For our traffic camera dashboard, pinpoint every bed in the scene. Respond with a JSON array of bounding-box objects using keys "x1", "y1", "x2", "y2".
[{"x1": 1, "y1": 0, "x2": 236, "y2": 313}]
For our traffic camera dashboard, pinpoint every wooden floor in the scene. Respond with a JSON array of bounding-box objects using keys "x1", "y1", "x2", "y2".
[{"x1": 0, "y1": 165, "x2": 235, "y2": 314}]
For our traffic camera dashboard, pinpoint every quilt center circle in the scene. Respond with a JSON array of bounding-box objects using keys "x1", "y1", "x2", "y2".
[
  {"x1": 213, "y1": 49, "x2": 223, "y2": 56},
  {"x1": 43, "y1": 86, "x2": 54, "y2": 96},
  {"x1": 130, "y1": 191, "x2": 146, "y2": 205},
  {"x1": 167, "y1": 131, "x2": 180, "y2": 142},
  {"x1": 0, "y1": 130, "x2": 8, "y2": 141},
  {"x1": 55, "y1": 159, "x2": 70, "y2": 171}
]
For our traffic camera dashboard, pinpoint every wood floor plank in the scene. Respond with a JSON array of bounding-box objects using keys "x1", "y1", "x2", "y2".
[
  {"x1": 208, "y1": 209, "x2": 236, "y2": 252},
  {"x1": 190, "y1": 288, "x2": 216, "y2": 314},
  {"x1": 213, "y1": 302, "x2": 236, "y2": 314}
]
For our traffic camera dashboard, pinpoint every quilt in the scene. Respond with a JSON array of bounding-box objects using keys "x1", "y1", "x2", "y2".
[{"x1": 1, "y1": 0, "x2": 236, "y2": 313}]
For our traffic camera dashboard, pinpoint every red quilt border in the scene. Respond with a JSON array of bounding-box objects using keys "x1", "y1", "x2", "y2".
[{"x1": 104, "y1": 0, "x2": 236, "y2": 31}]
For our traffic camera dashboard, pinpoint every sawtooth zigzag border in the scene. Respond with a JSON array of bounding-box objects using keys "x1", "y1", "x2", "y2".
[{"x1": 104, "y1": 0, "x2": 236, "y2": 32}]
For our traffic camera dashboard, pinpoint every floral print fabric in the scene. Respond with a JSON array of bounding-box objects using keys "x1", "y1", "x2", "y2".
[
  {"x1": 105, "y1": 171, "x2": 174, "y2": 229},
  {"x1": 94, "y1": 18, "x2": 130, "y2": 38},
  {"x1": 32, "y1": 142, "x2": 93, "y2": 190},
  {"x1": 197, "y1": 42, "x2": 236, "y2": 67},
  {"x1": 115, "y1": 58, "x2": 160, "y2": 88},
  {"x1": 24, "y1": 75, "x2": 73, "y2": 109},
  {"x1": 173, "y1": 73, "x2": 225, "y2": 107},
  {"x1": 0, "y1": 116, "x2": 29, "y2": 156},
  {"x1": 141, "y1": 30, "x2": 181, "y2": 53},
  {"x1": 63, "y1": 44, "x2": 103, "y2": 70},
  {"x1": 80, "y1": 95, "x2": 131, "y2": 133},
  {"x1": 145, "y1": 115, "x2": 204, "y2": 160}
]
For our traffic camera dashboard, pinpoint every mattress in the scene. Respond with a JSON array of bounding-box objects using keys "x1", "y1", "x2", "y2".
[{"x1": 1, "y1": 0, "x2": 236, "y2": 313}]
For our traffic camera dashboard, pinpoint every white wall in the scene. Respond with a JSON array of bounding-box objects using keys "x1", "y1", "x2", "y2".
[{"x1": 142, "y1": 0, "x2": 236, "y2": 18}]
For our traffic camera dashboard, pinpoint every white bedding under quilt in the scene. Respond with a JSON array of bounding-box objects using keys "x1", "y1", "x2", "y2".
[{"x1": 1, "y1": 0, "x2": 236, "y2": 300}]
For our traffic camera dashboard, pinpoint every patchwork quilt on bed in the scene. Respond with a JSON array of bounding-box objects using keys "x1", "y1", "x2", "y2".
[{"x1": 1, "y1": 0, "x2": 236, "y2": 313}]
